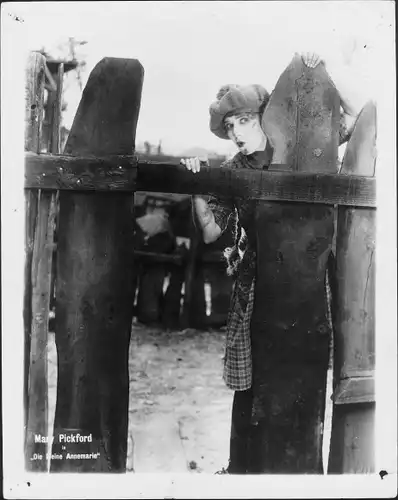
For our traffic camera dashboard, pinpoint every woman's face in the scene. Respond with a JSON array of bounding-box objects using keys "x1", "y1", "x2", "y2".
[{"x1": 224, "y1": 112, "x2": 267, "y2": 155}]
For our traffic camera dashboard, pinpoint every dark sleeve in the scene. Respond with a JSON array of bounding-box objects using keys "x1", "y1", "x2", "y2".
[
  {"x1": 207, "y1": 195, "x2": 235, "y2": 234},
  {"x1": 206, "y1": 157, "x2": 237, "y2": 233}
]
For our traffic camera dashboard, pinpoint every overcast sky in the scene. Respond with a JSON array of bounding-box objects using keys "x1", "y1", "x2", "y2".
[{"x1": 5, "y1": 1, "x2": 394, "y2": 155}]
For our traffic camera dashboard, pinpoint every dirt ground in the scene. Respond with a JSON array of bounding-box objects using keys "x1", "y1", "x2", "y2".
[
  {"x1": 126, "y1": 321, "x2": 232, "y2": 473},
  {"x1": 47, "y1": 324, "x2": 233, "y2": 474},
  {"x1": 47, "y1": 323, "x2": 333, "y2": 474}
]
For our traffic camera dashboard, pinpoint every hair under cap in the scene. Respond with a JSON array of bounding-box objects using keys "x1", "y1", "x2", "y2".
[{"x1": 209, "y1": 84, "x2": 269, "y2": 140}]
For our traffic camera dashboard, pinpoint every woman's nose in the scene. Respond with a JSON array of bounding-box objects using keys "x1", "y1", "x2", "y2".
[{"x1": 233, "y1": 124, "x2": 244, "y2": 137}]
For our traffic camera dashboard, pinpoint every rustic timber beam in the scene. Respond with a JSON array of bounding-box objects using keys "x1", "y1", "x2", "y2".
[
  {"x1": 25, "y1": 153, "x2": 376, "y2": 208},
  {"x1": 133, "y1": 250, "x2": 184, "y2": 264},
  {"x1": 133, "y1": 249, "x2": 224, "y2": 264},
  {"x1": 24, "y1": 51, "x2": 53, "y2": 473},
  {"x1": 25, "y1": 152, "x2": 137, "y2": 191}
]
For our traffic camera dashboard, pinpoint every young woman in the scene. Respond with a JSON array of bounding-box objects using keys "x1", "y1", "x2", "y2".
[{"x1": 181, "y1": 53, "x2": 360, "y2": 473}]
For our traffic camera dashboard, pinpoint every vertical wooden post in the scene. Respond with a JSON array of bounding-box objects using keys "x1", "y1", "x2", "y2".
[
  {"x1": 328, "y1": 101, "x2": 377, "y2": 473},
  {"x1": 247, "y1": 55, "x2": 340, "y2": 473},
  {"x1": 48, "y1": 63, "x2": 64, "y2": 324},
  {"x1": 50, "y1": 58, "x2": 143, "y2": 472},
  {"x1": 24, "y1": 51, "x2": 56, "y2": 472},
  {"x1": 48, "y1": 63, "x2": 64, "y2": 154},
  {"x1": 181, "y1": 203, "x2": 200, "y2": 329}
]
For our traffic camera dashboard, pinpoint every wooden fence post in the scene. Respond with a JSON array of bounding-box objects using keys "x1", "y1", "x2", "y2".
[
  {"x1": 24, "y1": 52, "x2": 58, "y2": 472},
  {"x1": 246, "y1": 55, "x2": 340, "y2": 473},
  {"x1": 48, "y1": 62, "x2": 65, "y2": 154},
  {"x1": 328, "y1": 101, "x2": 377, "y2": 473},
  {"x1": 50, "y1": 57, "x2": 143, "y2": 472},
  {"x1": 48, "y1": 63, "x2": 64, "y2": 319},
  {"x1": 181, "y1": 206, "x2": 201, "y2": 329}
]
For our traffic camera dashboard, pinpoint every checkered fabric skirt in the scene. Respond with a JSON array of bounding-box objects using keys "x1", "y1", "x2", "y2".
[
  {"x1": 223, "y1": 270, "x2": 334, "y2": 391},
  {"x1": 223, "y1": 279, "x2": 255, "y2": 391}
]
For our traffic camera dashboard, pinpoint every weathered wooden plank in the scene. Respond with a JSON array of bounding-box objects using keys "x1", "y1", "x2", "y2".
[
  {"x1": 25, "y1": 153, "x2": 376, "y2": 208},
  {"x1": 25, "y1": 152, "x2": 137, "y2": 191},
  {"x1": 26, "y1": 192, "x2": 57, "y2": 471},
  {"x1": 47, "y1": 63, "x2": 64, "y2": 341},
  {"x1": 50, "y1": 57, "x2": 143, "y2": 472},
  {"x1": 136, "y1": 161, "x2": 376, "y2": 208},
  {"x1": 263, "y1": 53, "x2": 340, "y2": 171},
  {"x1": 44, "y1": 64, "x2": 57, "y2": 92},
  {"x1": 333, "y1": 375, "x2": 375, "y2": 405},
  {"x1": 25, "y1": 53, "x2": 46, "y2": 153},
  {"x1": 49, "y1": 63, "x2": 64, "y2": 154},
  {"x1": 23, "y1": 190, "x2": 38, "y2": 455},
  {"x1": 24, "y1": 51, "x2": 52, "y2": 472},
  {"x1": 328, "y1": 101, "x2": 377, "y2": 474},
  {"x1": 181, "y1": 206, "x2": 201, "y2": 328},
  {"x1": 248, "y1": 55, "x2": 339, "y2": 473},
  {"x1": 24, "y1": 53, "x2": 46, "y2": 432},
  {"x1": 133, "y1": 249, "x2": 224, "y2": 264}
]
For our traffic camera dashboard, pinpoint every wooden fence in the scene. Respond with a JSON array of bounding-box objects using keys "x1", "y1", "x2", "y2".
[{"x1": 24, "y1": 52, "x2": 376, "y2": 473}]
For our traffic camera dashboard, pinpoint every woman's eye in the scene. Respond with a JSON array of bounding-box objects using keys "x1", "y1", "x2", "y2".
[
  {"x1": 225, "y1": 123, "x2": 233, "y2": 130},
  {"x1": 240, "y1": 117, "x2": 248, "y2": 124}
]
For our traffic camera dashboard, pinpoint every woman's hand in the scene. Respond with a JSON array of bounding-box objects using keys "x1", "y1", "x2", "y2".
[
  {"x1": 180, "y1": 156, "x2": 209, "y2": 174},
  {"x1": 301, "y1": 52, "x2": 322, "y2": 69},
  {"x1": 300, "y1": 52, "x2": 359, "y2": 118},
  {"x1": 180, "y1": 156, "x2": 221, "y2": 243}
]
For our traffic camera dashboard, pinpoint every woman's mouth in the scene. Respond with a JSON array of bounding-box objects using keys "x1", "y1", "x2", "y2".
[{"x1": 237, "y1": 141, "x2": 245, "y2": 148}]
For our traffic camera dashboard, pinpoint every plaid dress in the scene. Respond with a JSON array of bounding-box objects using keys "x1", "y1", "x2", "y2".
[
  {"x1": 208, "y1": 145, "x2": 335, "y2": 392},
  {"x1": 208, "y1": 146, "x2": 272, "y2": 391}
]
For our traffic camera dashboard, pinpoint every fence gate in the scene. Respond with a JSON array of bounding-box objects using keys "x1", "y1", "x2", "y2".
[{"x1": 24, "y1": 52, "x2": 376, "y2": 473}]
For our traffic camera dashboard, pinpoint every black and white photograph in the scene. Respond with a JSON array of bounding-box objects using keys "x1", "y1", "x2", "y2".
[{"x1": 1, "y1": 1, "x2": 396, "y2": 498}]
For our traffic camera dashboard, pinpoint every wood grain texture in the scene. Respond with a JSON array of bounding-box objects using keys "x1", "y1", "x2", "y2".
[
  {"x1": 25, "y1": 152, "x2": 137, "y2": 191},
  {"x1": 24, "y1": 52, "x2": 52, "y2": 472},
  {"x1": 24, "y1": 191, "x2": 38, "y2": 444},
  {"x1": 328, "y1": 101, "x2": 377, "y2": 474},
  {"x1": 25, "y1": 154, "x2": 376, "y2": 207},
  {"x1": 262, "y1": 53, "x2": 340, "y2": 171},
  {"x1": 328, "y1": 403, "x2": 375, "y2": 473},
  {"x1": 136, "y1": 161, "x2": 376, "y2": 207},
  {"x1": 334, "y1": 102, "x2": 376, "y2": 383},
  {"x1": 247, "y1": 55, "x2": 340, "y2": 473},
  {"x1": 50, "y1": 57, "x2": 143, "y2": 472},
  {"x1": 26, "y1": 192, "x2": 57, "y2": 471},
  {"x1": 49, "y1": 63, "x2": 64, "y2": 154},
  {"x1": 25, "y1": 52, "x2": 46, "y2": 153}
]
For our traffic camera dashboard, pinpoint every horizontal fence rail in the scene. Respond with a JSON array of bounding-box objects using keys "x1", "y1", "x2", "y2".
[{"x1": 25, "y1": 153, "x2": 377, "y2": 208}]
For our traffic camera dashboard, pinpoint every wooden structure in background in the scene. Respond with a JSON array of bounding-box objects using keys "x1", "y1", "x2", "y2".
[
  {"x1": 24, "y1": 52, "x2": 377, "y2": 473},
  {"x1": 42, "y1": 56, "x2": 78, "y2": 153},
  {"x1": 24, "y1": 53, "x2": 79, "y2": 472},
  {"x1": 328, "y1": 101, "x2": 377, "y2": 473}
]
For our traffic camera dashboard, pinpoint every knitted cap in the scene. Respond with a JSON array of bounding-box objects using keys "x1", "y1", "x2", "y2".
[{"x1": 209, "y1": 84, "x2": 269, "y2": 140}]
